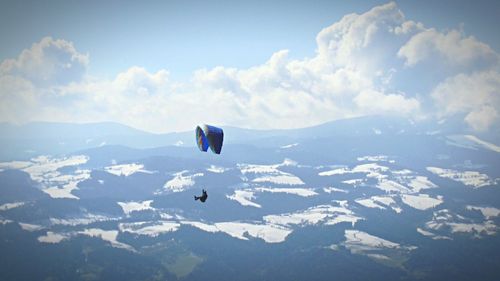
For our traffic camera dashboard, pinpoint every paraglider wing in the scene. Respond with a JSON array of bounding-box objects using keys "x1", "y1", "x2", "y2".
[
  {"x1": 205, "y1": 125, "x2": 224, "y2": 154},
  {"x1": 195, "y1": 126, "x2": 209, "y2": 152},
  {"x1": 195, "y1": 124, "x2": 224, "y2": 154}
]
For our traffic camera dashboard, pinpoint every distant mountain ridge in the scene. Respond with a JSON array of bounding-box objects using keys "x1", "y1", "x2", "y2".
[
  {"x1": 0, "y1": 122, "x2": 187, "y2": 160},
  {"x1": 0, "y1": 116, "x2": 497, "y2": 161},
  {"x1": 0, "y1": 122, "x2": 150, "y2": 139}
]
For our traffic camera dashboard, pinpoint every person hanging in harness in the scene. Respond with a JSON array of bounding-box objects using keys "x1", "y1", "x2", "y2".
[{"x1": 194, "y1": 189, "x2": 208, "y2": 203}]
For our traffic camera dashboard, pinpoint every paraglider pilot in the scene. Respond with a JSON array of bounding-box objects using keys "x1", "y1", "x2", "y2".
[{"x1": 195, "y1": 189, "x2": 208, "y2": 203}]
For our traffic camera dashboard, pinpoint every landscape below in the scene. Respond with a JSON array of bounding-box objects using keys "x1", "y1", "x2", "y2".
[{"x1": 0, "y1": 116, "x2": 499, "y2": 281}]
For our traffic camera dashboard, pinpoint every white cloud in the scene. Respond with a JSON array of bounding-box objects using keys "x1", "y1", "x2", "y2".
[
  {"x1": 0, "y1": 75, "x2": 37, "y2": 123},
  {"x1": 431, "y1": 71, "x2": 500, "y2": 131},
  {"x1": 464, "y1": 105, "x2": 498, "y2": 131},
  {"x1": 462, "y1": 135, "x2": 500, "y2": 153},
  {"x1": 113, "y1": 66, "x2": 169, "y2": 96},
  {"x1": 0, "y1": 37, "x2": 88, "y2": 86},
  {"x1": 398, "y1": 29, "x2": 498, "y2": 68},
  {"x1": 354, "y1": 89, "x2": 420, "y2": 116},
  {"x1": 315, "y1": 2, "x2": 412, "y2": 70},
  {"x1": 0, "y1": 3, "x2": 498, "y2": 133}
]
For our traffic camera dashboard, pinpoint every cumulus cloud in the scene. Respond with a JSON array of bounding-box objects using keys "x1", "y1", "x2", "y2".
[
  {"x1": 398, "y1": 29, "x2": 498, "y2": 68},
  {"x1": 0, "y1": 75, "x2": 36, "y2": 122},
  {"x1": 0, "y1": 37, "x2": 88, "y2": 86},
  {"x1": 0, "y1": 3, "x2": 498, "y2": 133},
  {"x1": 113, "y1": 66, "x2": 170, "y2": 96},
  {"x1": 431, "y1": 71, "x2": 500, "y2": 131},
  {"x1": 465, "y1": 105, "x2": 498, "y2": 132},
  {"x1": 0, "y1": 37, "x2": 90, "y2": 124},
  {"x1": 315, "y1": 2, "x2": 413, "y2": 70},
  {"x1": 354, "y1": 89, "x2": 420, "y2": 115}
]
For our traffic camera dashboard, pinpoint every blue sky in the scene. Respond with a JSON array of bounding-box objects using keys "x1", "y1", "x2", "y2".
[{"x1": 0, "y1": 0, "x2": 499, "y2": 133}]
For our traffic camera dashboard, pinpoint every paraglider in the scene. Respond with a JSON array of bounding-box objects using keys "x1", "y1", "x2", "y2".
[
  {"x1": 193, "y1": 124, "x2": 222, "y2": 204},
  {"x1": 196, "y1": 124, "x2": 224, "y2": 154},
  {"x1": 194, "y1": 189, "x2": 208, "y2": 202}
]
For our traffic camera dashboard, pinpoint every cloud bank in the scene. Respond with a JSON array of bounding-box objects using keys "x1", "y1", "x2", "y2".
[{"x1": 0, "y1": 2, "x2": 498, "y2": 133}]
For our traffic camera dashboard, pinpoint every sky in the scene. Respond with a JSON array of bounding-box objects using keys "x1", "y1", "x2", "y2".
[{"x1": 0, "y1": 0, "x2": 499, "y2": 133}]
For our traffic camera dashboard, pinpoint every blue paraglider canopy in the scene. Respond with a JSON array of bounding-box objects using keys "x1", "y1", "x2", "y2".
[{"x1": 195, "y1": 124, "x2": 224, "y2": 154}]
